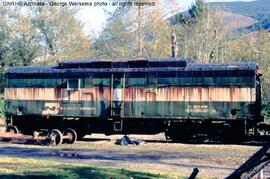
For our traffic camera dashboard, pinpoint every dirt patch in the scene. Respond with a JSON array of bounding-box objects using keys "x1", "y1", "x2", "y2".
[{"x1": 0, "y1": 133, "x2": 268, "y2": 178}]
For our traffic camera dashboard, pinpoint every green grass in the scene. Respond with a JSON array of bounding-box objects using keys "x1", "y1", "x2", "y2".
[{"x1": 0, "y1": 157, "x2": 184, "y2": 178}]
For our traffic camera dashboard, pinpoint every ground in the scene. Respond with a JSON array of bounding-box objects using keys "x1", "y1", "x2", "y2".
[
  {"x1": 0, "y1": 157, "x2": 184, "y2": 178},
  {"x1": 0, "y1": 133, "x2": 269, "y2": 178}
]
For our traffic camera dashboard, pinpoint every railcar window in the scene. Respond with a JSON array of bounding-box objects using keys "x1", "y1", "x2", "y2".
[
  {"x1": 157, "y1": 72, "x2": 177, "y2": 86},
  {"x1": 84, "y1": 77, "x2": 93, "y2": 87},
  {"x1": 126, "y1": 73, "x2": 146, "y2": 87},
  {"x1": 67, "y1": 79, "x2": 80, "y2": 90},
  {"x1": 147, "y1": 72, "x2": 157, "y2": 87},
  {"x1": 126, "y1": 77, "x2": 146, "y2": 87},
  {"x1": 93, "y1": 78, "x2": 110, "y2": 87}
]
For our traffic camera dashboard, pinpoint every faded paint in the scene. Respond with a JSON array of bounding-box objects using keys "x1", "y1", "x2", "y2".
[
  {"x1": 124, "y1": 87, "x2": 255, "y2": 102},
  {"x1": 5, "y1": 87, "x2": 256, "y2": 102},
  {"x1": 5, "y1": 88, "x2": 111, "y2": 102},
  {"x1": 5, "y1": 100, "x2": 254, "y2": 118}
]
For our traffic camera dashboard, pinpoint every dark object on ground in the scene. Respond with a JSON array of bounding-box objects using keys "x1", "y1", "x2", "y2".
[
  {"x1": 115, "y1": 135, "x2": 146, "y2": 146},
  {"x1": 188, "y1": 168, "x2": 199, "y2": 179},
  {"x1": 226, "y1": 142, "x2": 270, "y2": 179}
]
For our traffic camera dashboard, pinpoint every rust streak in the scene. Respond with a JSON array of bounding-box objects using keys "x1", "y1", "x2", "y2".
[{"x1": 5, "y1": 87, "x2": 256, "y2": 102}]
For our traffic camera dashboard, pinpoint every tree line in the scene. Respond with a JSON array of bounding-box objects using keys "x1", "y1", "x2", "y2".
[{"x1": 0, "y1": 0, "x2": 270, "y2": 100}]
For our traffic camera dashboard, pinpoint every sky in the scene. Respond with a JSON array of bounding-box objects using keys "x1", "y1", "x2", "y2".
[
  {"x1": 78, "y1": 0, "x2": 193, "y2": 36},
  {"x1": 79, "y1": 0, "x2": 254, "y2": 36},
  {"x1": 3, "y1": 0, "x2": 254, "y2": 36}
]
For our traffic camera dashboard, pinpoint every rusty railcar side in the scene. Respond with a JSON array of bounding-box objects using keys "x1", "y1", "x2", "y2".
[{"x1": 4, "y1": 58, "x2": 262, "y2": 141}]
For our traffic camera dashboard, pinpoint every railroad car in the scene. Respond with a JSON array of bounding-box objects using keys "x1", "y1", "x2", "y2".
[{"x1": 4, "y1": 58, "x2": 262, "y2": 143}]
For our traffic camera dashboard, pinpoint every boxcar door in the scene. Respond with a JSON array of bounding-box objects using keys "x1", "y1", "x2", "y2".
[{"x1": 111, "y1": 73, "x2": 125, "y2": 117}]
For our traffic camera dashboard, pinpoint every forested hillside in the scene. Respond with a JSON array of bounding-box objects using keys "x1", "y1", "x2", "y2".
[
  {"x1": 210, "y1": 0, "x2": 270, "y2": 32},
  {"x1": 210, "y1": 0, "x2": 270, "y2": 20}
]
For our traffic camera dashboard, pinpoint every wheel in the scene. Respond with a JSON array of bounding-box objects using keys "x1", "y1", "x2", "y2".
[
  {"x1": 47, "y1": 129, "x2": 63, "y2": 145},
  {"x1": 6, "y1": 126, "x2": 19, "y2": 134},
  {"x1": 63, "y1": 128, "x2": 77, "y2": 144}
]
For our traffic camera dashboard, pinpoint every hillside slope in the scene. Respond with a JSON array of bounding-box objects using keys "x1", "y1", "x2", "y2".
[
  {"x1": 210, "y1": 0, "x2": 270, "y2": 32},
  {"x1": 210, "y1": 0, "x2": 270, "y2": 20},
  {"x1": 215, "y1": 10, "x2": 257, "y2": 31}
]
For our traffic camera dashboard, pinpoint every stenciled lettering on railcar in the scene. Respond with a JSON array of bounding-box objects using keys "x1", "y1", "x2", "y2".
[
  {"x1": 42, "y1": 102, "x2": 96, "y2": 115},
  {"x1": 185, "y1": 105, "x2": 209, "y2": 113},
  {"x1": 60, "y1": 107, "x2": 96, "y2": 111}
]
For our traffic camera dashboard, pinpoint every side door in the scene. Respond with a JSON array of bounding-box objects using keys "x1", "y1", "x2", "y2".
[{"x1": 111, "y1": 73, "x2": 125, "y2": 117}]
